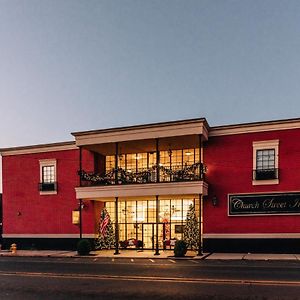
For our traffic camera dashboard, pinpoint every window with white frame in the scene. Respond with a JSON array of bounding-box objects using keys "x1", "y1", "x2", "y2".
[
  {"x1": 39, "y1": 159, "x2": 57, "y2": 194},
  {"x1": 252, "y1": 140, "x2": 279, "y2": 185}
]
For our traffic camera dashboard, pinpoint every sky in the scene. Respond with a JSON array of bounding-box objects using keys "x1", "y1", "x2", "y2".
[{"x1": 0, "y1": 0, "x2": 300, "y2": 191}]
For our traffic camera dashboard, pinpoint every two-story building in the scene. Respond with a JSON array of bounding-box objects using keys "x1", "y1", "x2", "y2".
[{"x1": 1, "y1": 117, "x2": 300, "y2": 253}]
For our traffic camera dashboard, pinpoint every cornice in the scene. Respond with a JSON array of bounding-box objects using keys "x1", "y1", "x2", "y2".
[
  {"x1": 0, "y1": 141, "x2": 77, "y2": 156},
  {"x1": 72, "y1": 118, "x2": 209, "y2": 137},
  {"x1": 209, "y1": 118, "x2": 300, "y2": 137}
]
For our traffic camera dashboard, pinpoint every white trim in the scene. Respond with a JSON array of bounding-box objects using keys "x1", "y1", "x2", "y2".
[
  {"x1": 74, "y1": 121, "x2": 209, "y2": 146},
  {"x1": 209, "y1": 119, "x2": 300, "y2": 137},
  {"x1": 39, "y1": 191, "x2": 58, "y2": 195},
  {"x1": 252, "y1": 140, "x2": 279, "y2": 186},
  {"x1": 204, "y1": 233, "x2": 300, "y2": 239},
  {"x1": 252, "y1": 179, "x2": 279, "y2": 186},
  {"x1": 2, "y1": 234, "x2": 96, "y2": 238},
  {"x1": 0, "y1": 143, "x2": 77, "y2": 156},
  {"x1": 75, "y1": 181, "x2": 208, "y2": 200}
]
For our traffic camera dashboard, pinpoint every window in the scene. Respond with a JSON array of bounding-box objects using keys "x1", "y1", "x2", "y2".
[
  {"x1": 252, "y1": 140, "x2": 279, "y2": 185},
  {"x1": 39, "y1": 159, "x2": 57, "y2": 194},
  {"x1": 42, "y1": 165, "x2": 55, "y2": 183}
]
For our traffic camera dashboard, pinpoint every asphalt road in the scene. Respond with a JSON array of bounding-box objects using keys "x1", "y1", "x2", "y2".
[{"x1": 0, "y1": 257, "x2": 300, "y2": 299}]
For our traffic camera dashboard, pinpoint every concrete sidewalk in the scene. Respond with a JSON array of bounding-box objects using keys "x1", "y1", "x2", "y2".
[{"x1": 1, "y1": 250, "x2": 300, "y2": 261}]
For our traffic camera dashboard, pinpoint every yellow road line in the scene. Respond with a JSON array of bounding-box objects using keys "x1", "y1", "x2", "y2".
[{"x1": 0, "y1": 271, "x2": 299, "y2": 287}]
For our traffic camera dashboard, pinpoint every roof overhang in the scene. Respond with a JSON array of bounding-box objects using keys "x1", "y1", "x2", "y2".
[{"x1": 72, "y1": 118, "x2": 209, "y2": 148}]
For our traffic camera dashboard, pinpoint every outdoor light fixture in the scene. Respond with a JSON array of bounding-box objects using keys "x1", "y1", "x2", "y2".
[
  {"x1": 79, "y1": 202, "x2": 88, "y2": 210},
  {"x1": 212, "y1": 195, "x2": 218, "y2": 207}
]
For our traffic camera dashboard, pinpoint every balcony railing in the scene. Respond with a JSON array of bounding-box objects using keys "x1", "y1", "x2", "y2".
[
  {"x1": 79, "y1": 162, "x2": 205, "y2": 186},
  {"x1": 39, "y1": 182, "x2": 57, "y2": 192},
  {"x1": 253, "y1": 168, "x2": 279, "y2": 181}
]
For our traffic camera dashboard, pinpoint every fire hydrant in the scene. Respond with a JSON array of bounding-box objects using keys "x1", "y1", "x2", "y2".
[{"x1": 10, "y1": 243, "x2": 17, "y2": 254}]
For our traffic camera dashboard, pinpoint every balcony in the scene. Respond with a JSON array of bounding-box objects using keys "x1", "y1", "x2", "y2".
[
  {"x1": 39, "y1": 182, "x2": 57, "y2": 192},
  {"x1": 253, "y1": 168, "x2": 279, "y2": 181},
  {"x1": 79, "y1": 162, "x2": 205, "y2": 186}
]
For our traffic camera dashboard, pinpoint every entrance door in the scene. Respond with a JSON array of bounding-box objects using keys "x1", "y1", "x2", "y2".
[{"x1": 142, "y1": 224, "x2": 154, "y2": 249}]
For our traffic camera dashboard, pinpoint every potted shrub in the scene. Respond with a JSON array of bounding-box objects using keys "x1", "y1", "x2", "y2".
[
  {"x1": 77, "y1": 239, "x2": 91, "y2": 256},
  {"x1": 136, "y1": 240, "x2": 143, "y2": 249},
  {"x1": 174, "y1": 240, "x2": 187, "y2": 257}
]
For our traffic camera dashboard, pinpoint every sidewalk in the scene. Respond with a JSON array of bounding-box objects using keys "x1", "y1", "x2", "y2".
[{"x1": 1, "y1": 249, "x2": 300, "y2": 261}]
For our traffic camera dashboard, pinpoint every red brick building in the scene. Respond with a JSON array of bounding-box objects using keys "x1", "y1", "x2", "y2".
[{"x1": 1, "y1": 117, "x2": 300, "y2": 253}]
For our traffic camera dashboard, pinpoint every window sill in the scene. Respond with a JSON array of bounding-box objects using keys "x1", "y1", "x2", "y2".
[
  {"x1": 40, "y1": 191, "x2": 58, "y2": 195},
  {"x1": 252, "y1": 179, "x2": 279, "y2": 186}
]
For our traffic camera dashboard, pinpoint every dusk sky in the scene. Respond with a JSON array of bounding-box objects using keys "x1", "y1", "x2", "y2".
[{"x1": 0, "y1": 0, "x2": 300, "y2": 148}]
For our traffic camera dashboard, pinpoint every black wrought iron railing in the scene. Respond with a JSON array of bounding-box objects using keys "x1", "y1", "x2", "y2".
[
  {"x1": 39, "y1": 182, "x2": 57, "y2": 192},
  {"x1": 79, "y1": 162, "x2": 205, "y2": 186},
  {"x1": 253, "y1": 168, "x2": 279, "y2": 181}
]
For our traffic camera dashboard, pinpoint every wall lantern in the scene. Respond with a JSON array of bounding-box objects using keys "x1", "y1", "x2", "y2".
[
  {"x1": 212, "y1": 195, "x2": 218, "y2": 207},
  {"x1": 78, "y1": 201, "x2": 88, "y2": 210}
]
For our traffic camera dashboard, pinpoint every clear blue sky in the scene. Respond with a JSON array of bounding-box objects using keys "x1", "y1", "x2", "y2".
[{"x1": 0, "y1": 0, "x2": 300, "y2": 148}]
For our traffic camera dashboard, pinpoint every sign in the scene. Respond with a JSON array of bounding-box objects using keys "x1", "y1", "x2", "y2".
[
  {"x1": 72, "y1": 210, "x2": 80, "y2": 225},
  {"x1": 229, "y1": 193, "x2": 300, "y2": 216}
]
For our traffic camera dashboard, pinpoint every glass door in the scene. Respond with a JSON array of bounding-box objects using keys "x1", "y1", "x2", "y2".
[{"x1": 142, "y1": 223, "x2": 154, "y2": 249}]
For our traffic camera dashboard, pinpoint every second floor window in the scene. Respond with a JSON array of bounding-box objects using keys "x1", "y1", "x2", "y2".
[
  {"x1": 42, "y1": 165, "x2": 55, "y2": 183},
  {"x1": 39, "y1": 159, "x2": 57, "y2": 194},
  {"x1": 256, "y1": 149, "x2": 275, "y2": 171},
  {"x1": 252, "y1": 140, "x2": 279, "y2": 184}
]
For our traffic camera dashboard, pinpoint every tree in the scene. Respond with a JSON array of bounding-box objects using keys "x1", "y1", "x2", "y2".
[
  {"x1": 95, "y1": 208, "x2": 115, "y2": 250},
  {"x1": 183, "y1": 204, "x2": 199, "y2": 250}
]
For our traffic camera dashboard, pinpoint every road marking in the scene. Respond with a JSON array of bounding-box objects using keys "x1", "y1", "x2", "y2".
[
  {"x1": 190, "y1": 260, "x2": 198, "y2": 264},
  {"x1": 131, "y1": 259, "x2": 134, "y2": 262},
  {"x1": 169, "y1": 259, "x2": 176, "y2": 263},
  {"x1": 93, "y1": 258, "x2": 98, "y2": 261},
  {"x1": 149, "y1": 259, "x2": 154, "y2": 263},
  {"x1": 111, "y1": 258, "x2": 114, "y2": 262},
  {"x1": 0, "y1": 271, "x2": 299, "y2": 287}
]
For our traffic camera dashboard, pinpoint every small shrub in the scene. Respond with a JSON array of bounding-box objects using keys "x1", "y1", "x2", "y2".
[
  {"x1": 174, "y1": 240, "x2": 187, "y2": 257},
  {"x1": 77, "y1": 239, "x2": 91, "y2": 256}
]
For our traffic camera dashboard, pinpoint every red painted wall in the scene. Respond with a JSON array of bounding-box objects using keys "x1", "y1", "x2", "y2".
[
  {"x1": 3, "y1": 126, "x2": 300, "y2": 238},
  {"x1": 2, "y1": 148, "x2": 95, "y2": 235},
  {"x1": 204, "y1": 128, "x2": 300, "y2": 234}
]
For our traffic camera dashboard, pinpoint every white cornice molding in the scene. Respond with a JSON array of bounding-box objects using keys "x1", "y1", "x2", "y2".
[
  {"x1": 210, "y1": 119, "x2": 300, "y2": 137},
  {"x1": 73, "y1": 120, "x2": 209, "y2": 146},
  {"x1": 0, "y1": 142, "x2": 78, "y2": 156},
  {"x1": 75, "y1": 181, "x2": 208, "y2": 200}
]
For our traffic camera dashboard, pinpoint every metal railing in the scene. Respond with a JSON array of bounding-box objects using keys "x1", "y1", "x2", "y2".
[
  {"x1": 39, "y1": 182, "x2": 57, "y2": 192},
  {"x1": 79, "y1": 162, "x2": 205, "y2": 186},
  {"x1": 253, "y1": 168, "x2": 279, "y2": 180}
]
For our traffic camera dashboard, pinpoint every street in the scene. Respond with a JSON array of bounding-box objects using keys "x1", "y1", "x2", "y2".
[{"x1": 0, "y1": 256, "x2": 300, "y2": 299}]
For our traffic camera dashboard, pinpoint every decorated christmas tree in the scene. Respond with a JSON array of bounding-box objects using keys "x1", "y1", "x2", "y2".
[
  {"x1": 95, "y1": 208, "x2": 115, "y2": 250},
  {"x1": 183, "y1": 204, "x2": 199, "y2": 250}
]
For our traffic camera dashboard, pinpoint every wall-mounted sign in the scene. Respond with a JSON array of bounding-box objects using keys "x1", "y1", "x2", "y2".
[
  {"x1": 229, "y1": 193, "x2": 300, "y2": 216},
  {"x1": 72, "y1": 210, "x2": 80, "y2": 225}
]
